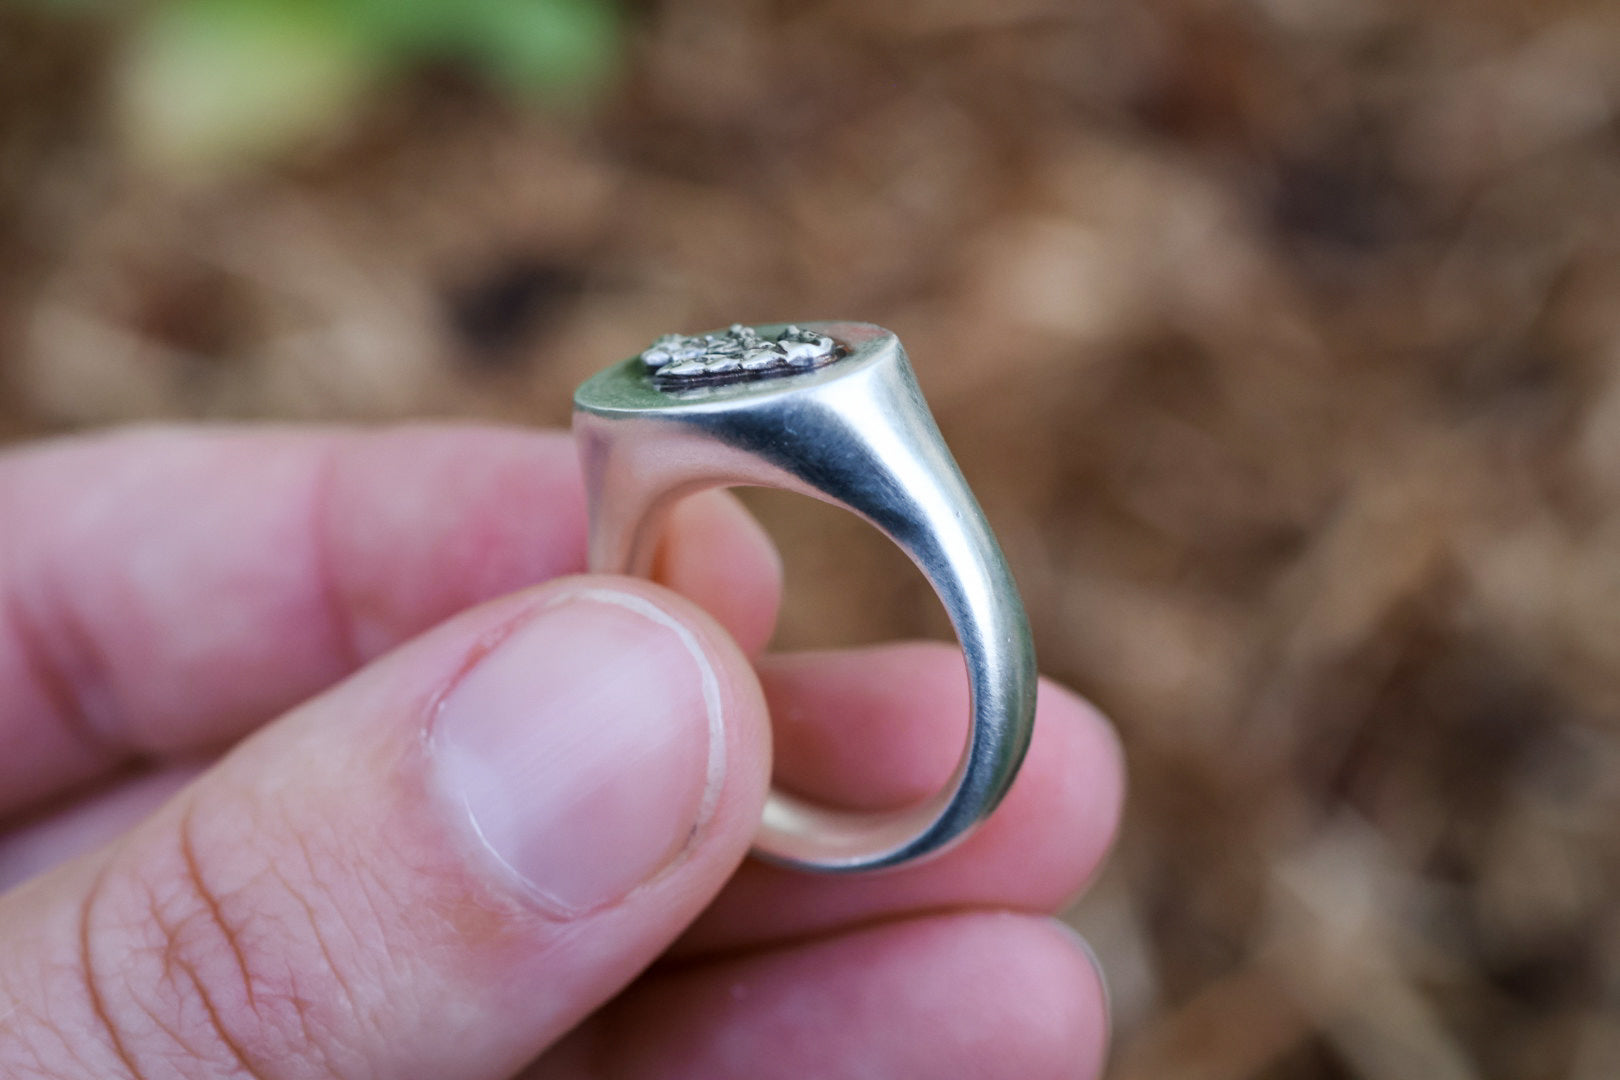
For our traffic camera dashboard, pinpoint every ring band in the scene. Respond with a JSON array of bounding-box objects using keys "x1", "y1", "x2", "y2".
[{"x1": 573, "y1": 321, "x2": 1036, "y2": 872}]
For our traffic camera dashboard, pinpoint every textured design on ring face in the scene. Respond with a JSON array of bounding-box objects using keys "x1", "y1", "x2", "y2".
[{"x1": 641, "y1": 324, "x2": 841, "y2": 388}]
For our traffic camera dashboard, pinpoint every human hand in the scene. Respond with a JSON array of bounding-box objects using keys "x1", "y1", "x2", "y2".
[{"x1": 0, "y1": 425, "x2": 1123, "y2": 1079}]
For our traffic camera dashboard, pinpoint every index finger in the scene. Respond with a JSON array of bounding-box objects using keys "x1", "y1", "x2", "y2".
[{"x1": 0, "y1": 424, "x2": 781, "y2": 817}]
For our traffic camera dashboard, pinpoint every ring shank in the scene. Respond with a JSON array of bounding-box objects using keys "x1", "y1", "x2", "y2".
[{"x1": 574, "y1": 324, "x2": 1036, "y2": 873}]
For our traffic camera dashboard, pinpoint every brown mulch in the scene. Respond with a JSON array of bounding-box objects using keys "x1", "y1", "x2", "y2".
[{"x1": 5, "y1": 2, "x2": 1620, "y2": 1076}]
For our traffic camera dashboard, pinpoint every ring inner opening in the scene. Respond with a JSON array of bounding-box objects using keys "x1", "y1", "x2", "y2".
[{"x1": 734, "y1": 487, "x2": 967, "y2": 814}]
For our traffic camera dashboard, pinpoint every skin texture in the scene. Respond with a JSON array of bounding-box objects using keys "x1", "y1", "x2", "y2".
[{"x1": 0, "y1": 425, "x2": 1124, "y2": 1080}]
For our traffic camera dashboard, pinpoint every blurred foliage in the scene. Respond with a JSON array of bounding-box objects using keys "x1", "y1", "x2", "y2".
[{"x1": 30, "y1": 0, "x2": 620, "y2": 170}]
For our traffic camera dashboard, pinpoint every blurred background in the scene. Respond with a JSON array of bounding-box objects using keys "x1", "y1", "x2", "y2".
[{"x1": 5, "y1": 0, "x2": 1620, "y2": 1076}]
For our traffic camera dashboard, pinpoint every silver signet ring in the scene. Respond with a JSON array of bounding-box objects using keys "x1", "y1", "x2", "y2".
[{"x1": 573, "y1": 321, "x2": 1036, "y2": 872}]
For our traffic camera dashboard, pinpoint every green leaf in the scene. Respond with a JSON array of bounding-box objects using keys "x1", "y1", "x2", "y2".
[
  {"x1": 460, "y1": 0, "x2": 620, "y2": 100},
  {"x1": 119, "y1": 0, "x2": 374, "y2": 171}
]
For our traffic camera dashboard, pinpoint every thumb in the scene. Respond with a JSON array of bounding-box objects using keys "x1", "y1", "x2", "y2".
[{"x1": 0, "y1": 578, "x2": 771, "y2": 1080}]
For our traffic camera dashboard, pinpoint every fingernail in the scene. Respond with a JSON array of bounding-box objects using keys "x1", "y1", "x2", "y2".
[{"x1": 432, "y1": 590, "x2": 723, "y2": 915}]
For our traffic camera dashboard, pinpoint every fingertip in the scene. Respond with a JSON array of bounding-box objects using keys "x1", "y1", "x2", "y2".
[
  {"x1": 932, "y1": 913, "x2": 1111, "y2": 1080},
  {"x1": 1026, "y1": 917, "x2": 1114, "y2": 1080},
  {"x1": 757, "y1": 642, "x2": 970, "y2": 808},
  {"x1": 581, "y1": 911, "x2": 1112, "y2": 1080},
  {"x1": 755, "y1": 644, "x2": 1126, "y2": 882},
  {"x1": 1031, "y1": 677, "x2": 1128, "y2": 894},
  {"x1": 654, "y1": 491, "x2": 782, "y2": 656},
  {"x1": 934, "y1": 676, "x2": 1126, "y2": 911},
  {"x1": 675, "y1": 647, "x2": 1126, "y2": 954}
]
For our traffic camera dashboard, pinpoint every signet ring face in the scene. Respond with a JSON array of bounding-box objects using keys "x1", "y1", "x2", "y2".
[{"x1": 573, "y1": 321, "x2": 1036, "y2": 873}]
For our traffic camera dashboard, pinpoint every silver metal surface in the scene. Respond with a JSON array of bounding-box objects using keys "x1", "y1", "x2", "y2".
[{"x1": 573, "y1": 321, "x2": 1036, "y2": 872}]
